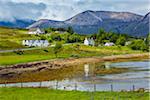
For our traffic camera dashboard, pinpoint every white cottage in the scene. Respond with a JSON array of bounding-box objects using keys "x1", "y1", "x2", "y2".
[
  {"x1": 28, "y1": 28, "x2": 45, "y2": 34},
  {"x1": 84, "y1": 38, "x2": 95, "y2": 46},
  {"x1": 104, "y1": 42, "x2": 115, "y2": 46},
  {"x1": 22, "y1": 40, "x2": 49, "y2": 47}
]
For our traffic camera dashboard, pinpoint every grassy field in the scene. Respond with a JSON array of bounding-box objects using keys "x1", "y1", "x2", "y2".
[
  {"x1": 0, "y1": 26, "x2": 146, "y2": 66},
  {"x1": 0, "y1": 87, "x2": 149, "y2": 100},
  {"x1": 0, "y1": 44, "x2": 143, "y2": 65},
  {"x1": 0, "y1": 27, "x2": 42, "y2": 50}
]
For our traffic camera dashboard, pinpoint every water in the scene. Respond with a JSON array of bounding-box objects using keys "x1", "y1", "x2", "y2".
[{"x1": 0, "y1": 60, "x2": 149, "y2": 91}]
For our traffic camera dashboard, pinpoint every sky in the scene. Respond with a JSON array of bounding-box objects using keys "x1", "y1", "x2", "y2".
[{"x1": 0, "y1": 0, "x2": 149, "y2": 22}]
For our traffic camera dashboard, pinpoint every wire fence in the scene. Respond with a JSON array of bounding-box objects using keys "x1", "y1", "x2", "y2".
[{"x1": 0, "y1": 81, "x2": 149, "y2": 93}]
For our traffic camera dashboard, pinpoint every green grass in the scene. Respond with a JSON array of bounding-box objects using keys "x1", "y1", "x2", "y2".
[
  {"x1": 0, "y1": 27, "x2": 41, "y2": 50},
  {"x1": 0, "y1": 87, "x2": 149, "y2": 100},
  {"x1": 0, "y1": 44, "x2": 143, "y2": 66},
  {"x1": 0, "y1": 27, "x2": 144, "y2": 65}
]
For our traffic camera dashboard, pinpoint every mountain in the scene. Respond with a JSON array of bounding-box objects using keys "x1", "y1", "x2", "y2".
[
  {"x1": 27, "y1": 10, "x2": 149, "y2": 37},
  {"x1": 27, "y1": 19, "x2": 64, "y2": 28},
  {"x1": 0, "y1": 19, "x2": 35, "y2": 28},
  {"x1": 132, "y1": 12, "x2": 149, "y2": 36}
]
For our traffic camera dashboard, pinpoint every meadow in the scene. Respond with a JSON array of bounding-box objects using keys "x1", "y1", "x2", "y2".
[
  {"x1": 0, "y1": 44, "x2": 142, "y2": 65},
  {"x1": 0, "y1": 87, "x2": 149, "y2": 100},
  {"x1": 0, "y1": 27, "x2": 146, "y2": 66}
]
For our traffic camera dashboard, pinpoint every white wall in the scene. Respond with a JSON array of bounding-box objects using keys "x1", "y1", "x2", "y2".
[{"x1": 22, "y1": 40, "x2": 49, "y2": 47}]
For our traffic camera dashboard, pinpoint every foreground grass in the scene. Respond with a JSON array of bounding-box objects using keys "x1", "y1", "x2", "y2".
[
  {"x1": 0, "y1": 87, "x2": 149, "y2": 100},
  {"x1": 0, "y1": 45, "x2": 143, "y2": 65}
]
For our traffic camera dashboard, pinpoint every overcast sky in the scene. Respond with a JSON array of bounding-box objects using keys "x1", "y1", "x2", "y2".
[{"x1": 0, "y1": 0, "x2": 149, "y2": 22}]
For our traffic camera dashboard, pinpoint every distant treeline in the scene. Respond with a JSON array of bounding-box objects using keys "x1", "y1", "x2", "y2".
[{"x1": 43, "y1": 27, "x2": 149, "y2": 52}]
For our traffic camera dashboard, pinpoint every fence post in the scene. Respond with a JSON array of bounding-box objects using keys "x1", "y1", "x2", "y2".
[
  {"x1": 5, "y1": 81, "x2": 6, "y2": 87},
  {"x1": 56, "y1": 81, "x2": 58, "y2": 90},
  {"x1": 21, "y1": 82, "x2": 23, "y2": 88},
  {"x1": 132, "y1": 85, "x2": 135, "y2": 91},
  {"x1": 64, "y1": 87, "x2": 66, "y2": 90},
  {"x1": 111, "y1": 84, "x2": 113, "y2": 92},
  {"x1": 75, "y1": 83, "x2": 77, "y2": 91},
  {"x1": 39, "y1": 82, "x2": 42, "y2": 88},
  {"x1": 94, "y1": 84, "x2": 96, "y2": 92}
]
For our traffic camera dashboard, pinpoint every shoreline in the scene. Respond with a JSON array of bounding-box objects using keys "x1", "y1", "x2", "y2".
[
  {"x1": 0, "y1": 53, "x2": 149, "y2": 71},
  {"x1": 0, "y1": 53, "x2": 149, "y2": 84}
]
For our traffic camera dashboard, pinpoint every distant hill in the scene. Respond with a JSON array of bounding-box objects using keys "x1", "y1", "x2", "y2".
[{"x1": 0, "y1": 19, "x2": 35, "y2": 29}]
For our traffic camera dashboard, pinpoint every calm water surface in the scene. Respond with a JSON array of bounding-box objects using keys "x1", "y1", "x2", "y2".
[{"x1": 0, "y1": 60, "x2": 149, "y2": 91}]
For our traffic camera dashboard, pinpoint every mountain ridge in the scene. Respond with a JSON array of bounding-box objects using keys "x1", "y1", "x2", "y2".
[
  {"x1": 27, "y1": 10, "x2": 149, "y2": 37},
  {"x1": 0, "y1": 18, "x2": 35, "y2": 28},
  {"x1": 1, "y1": 10, "x2": 149, "y2": 37}
]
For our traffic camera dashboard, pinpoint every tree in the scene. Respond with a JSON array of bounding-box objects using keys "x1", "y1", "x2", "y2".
[
  {"x1": 128, "y1": 39, "x2": 148, "y2": 51},
  {"x1": 51, "y1": 33, "x2": 61, "y2": 41},
  {"x1": 110, "y1": 33, "x2": 118, "y2": 43},
  {"x1": 98, "y1": 28, "x2": 105, "y2": 37},
  {"x1": 140, "y1": 42, "x2": 148, "y2": 51},
  {"x1": 53, "y1": 42, "x2": 62, "y2": 57},
  {"x1": 67, "y1": 26, "x2": 74, "y2": 34},
  {"x1": 145, "y1": 33, "x2": 150, "y2": 46},
  {"x1": 116, "y1": 36, "x2": 126, "y2": 46}
]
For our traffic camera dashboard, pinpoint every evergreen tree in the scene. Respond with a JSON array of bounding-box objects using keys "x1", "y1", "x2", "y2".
[{"x1": 67, "y1": 26, "x2": 74, "y2": 34}]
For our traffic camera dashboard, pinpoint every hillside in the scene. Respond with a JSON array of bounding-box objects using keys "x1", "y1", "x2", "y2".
[
  {"x1": 0, "y1": 19, "x2": 35, "y2": 29},
  {"x1": 0, "y1": 27, "x2": 39, "y2": 50},
  {"x1": 27, "y1": 10, "x2": 149, "y2": 37}
]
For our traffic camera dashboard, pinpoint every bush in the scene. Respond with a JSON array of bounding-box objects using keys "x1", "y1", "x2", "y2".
[
  {"x1": 53, "y1": 42, "x2": 63, "y2": 57},
  {"x1": 43, "y1": 49, "x2": 48, "y2": 52},
  {"x1": 70, "y1": 54, "x2": 80, "y2": 58},
  {"x1": 13, "y1": 50, "x2": 24, "y2": 55}
]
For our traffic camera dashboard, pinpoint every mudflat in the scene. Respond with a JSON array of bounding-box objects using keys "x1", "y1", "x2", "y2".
[{"x1": 0, "y1": 53, "x2": 149, "y2": 78}]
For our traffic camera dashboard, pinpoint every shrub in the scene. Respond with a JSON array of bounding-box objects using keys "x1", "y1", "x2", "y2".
[
  {"x1": 13, "y1": 50, "x2": 24, "y2": 55},
  {"x1": 53, "y1": 42, "x2": 63, "y2": 57},
  {"x1": 43, "y1": 49, "x2": 48, "y2": 52},
  {"x1": 70, "y1": 54, "x2": 80, "y2": 58}
]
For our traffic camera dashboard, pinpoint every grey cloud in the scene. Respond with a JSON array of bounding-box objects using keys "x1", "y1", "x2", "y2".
[
  {"x1": 0, "y1": 0, "x2": 149, "y2": 21},
  {"x1": 0, "y1": 1, "x2": 46, "y2": 22}
]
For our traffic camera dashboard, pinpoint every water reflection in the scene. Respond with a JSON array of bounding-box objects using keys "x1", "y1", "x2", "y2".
[
  {"x1": 84, "y1": 64, "x2": 89, "y2": 77},
  {"x1": 104, "y1": 62, "x2": 111, "y2": 69}
]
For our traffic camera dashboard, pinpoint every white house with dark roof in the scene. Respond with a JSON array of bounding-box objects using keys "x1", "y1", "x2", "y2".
[
  {"x1": 28, "y1": 28, "x2": 45, "y2": 34},
  {"x1": 22, "y1": 40, "x2": 49, "y2": 47},
  {"x1": 84, "y1": 38, "x2": 95, "y2": 46}
]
